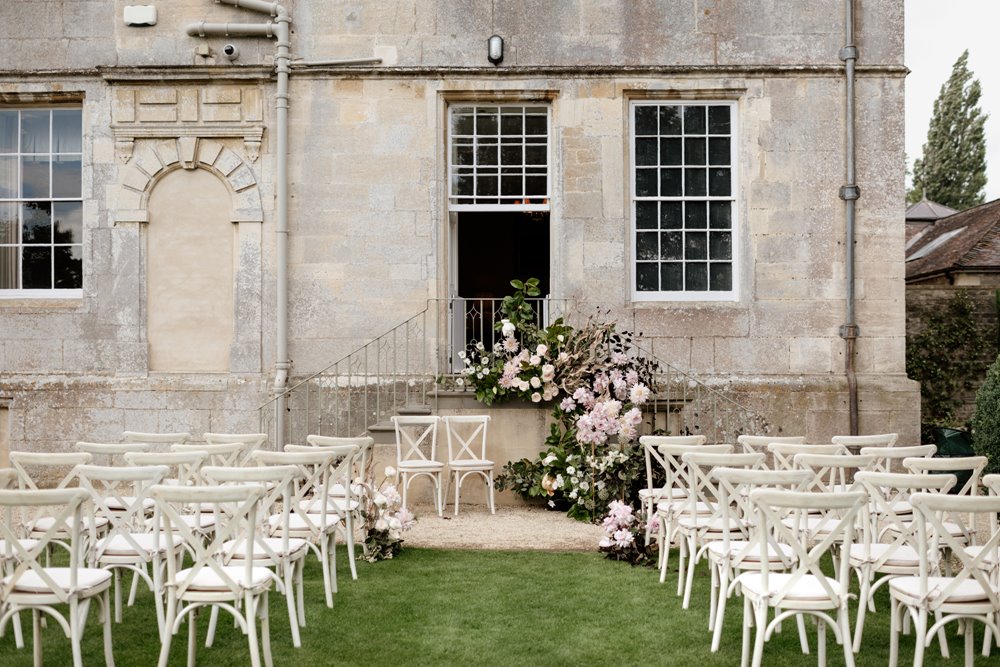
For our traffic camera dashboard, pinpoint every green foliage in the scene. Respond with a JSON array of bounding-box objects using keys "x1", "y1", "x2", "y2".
[
  {"x1": 908, "y1": 50, "x2": 988, "y2": 209},
  {"x1": 906, "y1": 290, "x2": 985, "y2": 432},
  {"x1": 971, "y1": 353, "x2": 1000, "y2": 476}
]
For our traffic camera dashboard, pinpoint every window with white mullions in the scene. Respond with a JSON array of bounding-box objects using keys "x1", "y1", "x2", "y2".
[
  {"x1": 449, "y1": 105, "x2": 550, "y2": 211},
  {"x1": 631, "y1": 101, "x2": 736, "y2": 300},
  {"x1": 0, "y1": 107, "x2": 83, "y2": 295}
]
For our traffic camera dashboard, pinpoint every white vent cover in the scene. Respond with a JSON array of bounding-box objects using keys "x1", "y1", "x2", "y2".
[{"x1": 124, "y1": 5, "x2": 157, "y2": 27}]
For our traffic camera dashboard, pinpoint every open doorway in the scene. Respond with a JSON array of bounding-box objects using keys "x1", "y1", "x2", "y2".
[{"x1": 453, "y1": 211, "x2": 549, "y2": 360}]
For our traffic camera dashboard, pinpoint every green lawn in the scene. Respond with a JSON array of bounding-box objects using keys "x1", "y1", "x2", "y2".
[{"x1": 0, "y1": 547, "x2": 993, "y2": 665}]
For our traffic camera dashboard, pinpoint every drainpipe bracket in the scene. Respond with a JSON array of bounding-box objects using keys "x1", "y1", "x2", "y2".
[
  {"x1": 839, "y1": 324, "x2": 860, "y2": 340},
  {"x1": 839, "y1": 185, "x2": 860, "y2": 201},
  {"x1": 839, "y1": 46, "x2": 858, "y2": 61}
]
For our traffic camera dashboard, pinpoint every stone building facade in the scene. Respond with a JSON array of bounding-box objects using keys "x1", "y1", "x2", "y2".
[{"x1": 0, "y1": 0, "x2": 919, "y2": 463}]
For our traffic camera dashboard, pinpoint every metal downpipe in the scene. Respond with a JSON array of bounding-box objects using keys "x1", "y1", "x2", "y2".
[{"x1": 840, "y1": 0, "x2": 860, "y2": 434}]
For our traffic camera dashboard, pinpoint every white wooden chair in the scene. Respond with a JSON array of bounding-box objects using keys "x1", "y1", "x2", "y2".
[
  {"x1": 639, "y1": 434, "x2": 706, "y2": 546},
  {"x1": 171, "y1": 441, "x2": 249, "y2": 469},
  {"x1": 391, "y1": 415, "x2": 444, "y2": 517},
  {"x1": 203, "y1": 432, "x2": 269, "y2": 464},
  {"x1": 850, "y1": 471, "x2": 956, "y2": 653},
  {"x1": 859, "y1": 444, "x2": 936, "y2": 475},
  {"x1": 707, "y1": 467, "x2": 813, "y2": 653},
  {"x1": 122, "y1": 431, "x2": 191, "y2": 448},
  {"x1": 736, "y1": 434, "x2": 805, "y2": 455},
  {"x1": 793, "y1": 452, "x2": 874, "y2": 496},
  {"x1": 0, "y1": 487, "x2": 115, "y2": 667},
  {"x1": 76, "y1": 441, "x2": 152, "y2": 465},
  {"x1": 305, "y1": 434, "x2": 373, "y2": 501},
  {"x1": 832, "y1": 432, "x2": 898, "y2": 452},
  {"x1": 201, "y1": 464, "x2": 308, "y2": 648},
  {"x1": 889, "y1": 492, "x2": 1000, "y2": 667},
  {"x1": 152, "y1": 483, "x2": 274, "y2": 667},
  {"x1": 442, "y1": 415, "x2": 495, "y2": 515},
  {"x1": 0, "y1": 468, "x2": 26, "y2": 649},
  {"x1": 767, "y1": 442, "x2": 847, "y2": 472},
  {"x1": 904, "y1": 455, "x2": 989, "y2": 547},
  {"x1": 736, "y1": 488, "x2": 867, "y2": 667}
]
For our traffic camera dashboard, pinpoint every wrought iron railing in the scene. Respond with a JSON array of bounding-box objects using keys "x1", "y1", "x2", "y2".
[{"x1": 259, "y1": 298, "x2": 765, "y2": 446}]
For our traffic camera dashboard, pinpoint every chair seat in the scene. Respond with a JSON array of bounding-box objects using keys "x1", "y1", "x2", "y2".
[
  {"x1": 707, "y1": 540, "x2": 795, "y2": 564},
  {"x1": 448, "y1": 459, "x2": 494, "y2": 469},
  {"x1": 0, "y1": 538, "x2": 39, "y2": 557},
  {"x1": 177, "y1": 565, "x2": 273, "y2": 592},
  {"x1": 4, "y1": 567, "x2": 112, "y2": 594},
  {"x1": 303, "y1": 497, "x2": 360, "y2": 514},
  {"x1": 890, "y1": 575, "x2": 992, "y2": 604},
  {"x1": 639, "y1": 486, "x2": 687, "y2": 501},
  {"x1": 738, "y1": 572, "x2": 846, "y2": 604},
  {"x1": 105, "y1": 496, "x2": 156, "y2": 512},
  {"x1": 900, "y1": 520, "x2": 968, "y2": 541},
  {"x1": 676, "y1": 516, "x2": 743, "y2": 532},
  {"x1": 97, "y1": 532, "x2": 175, "y2": 557},
  {"x1": 271, "y1": 513, "x2": 341, "y2": 532},
  {"x1": 848, "y1": 543, "x2": 920, "y2": 569},
  {"x1": 222, "y1": 537, "x2": 309, "y2": 561},
  {"x1": 328, "y1": 482, "x2": 365, "y2": 497},
  {"x1": 656, "y1": 500, "x2": 713, "y2": 515},
  {"x1": 398, "y1": 461, "x2": 444, "y2": 472},
  {"x1": 963, "y1": 545, "x2": 999, "y2": 568},
  {"x1": 30, "y1": 515, "x2": 109, "y2": 533},
  {"x1": 780, "y1": 515, "x2": 843, "y2": 536}
]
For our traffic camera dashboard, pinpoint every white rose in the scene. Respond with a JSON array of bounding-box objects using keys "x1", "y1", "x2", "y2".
[
  {"x1": 557, "y1": 335, "x2": 564, "y2": 342},
  {"x1": 375, "y1": 519, "x2": 388, "y2": 531},
  {"x1": 536, "y1": 344, "x2": 548, "y2": 356},
  {"x1": 384, "y1": 466, "x2": 396, "y2": 478},
  {"x1": 529, "y1": 355, "x2": 541, "y2": 365},
  {"x1": 374, "y1": 493, "x2": 388, "y2": 507},
  {"x1": 388, "y1": 517, "x2": 402, "y2": 531},
  {"x1": 530, "y1": 376, "x2": 542, "y2": 389},
  {"x1": 531, "y1": 392, "x2": 542, "y2": 403},
  {"x1": 501, "y1": 319, "x2": 516, "y2": 337}
]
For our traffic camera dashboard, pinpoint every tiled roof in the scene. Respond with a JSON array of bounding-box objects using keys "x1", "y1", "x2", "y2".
[
  {"x1": 905, "y1": 198, "x2": 1000, "y2": 282},
  {"x1": 905, "y1": 198, "x2": 958, "y2": 222}
]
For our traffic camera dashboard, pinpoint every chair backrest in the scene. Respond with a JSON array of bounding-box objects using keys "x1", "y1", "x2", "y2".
[
  {"x1": 767, "y1": 443, "x2": 847, "y2": 471},
  {"x1": 859, "y1": 444, "x2": 936, "y2": 474},
  {"x1": 750, "y1": 488, "x2": 867, "y2": 606},
  {"x1": 793, "y1": 453, "x2": 875, "y2": 493},
  {"x1": 655, "y1": 443, "x2": 732, "y2": 505},
  {"x1": 124, "y1": 450, "x2": 209, "y2": 486},
  {"x1": 910, "y1": 492, "x2": 1000, "y2": 612},
  {"x1": 902, "y1": 455, "x2": 988, "y2": 497},
  {"x1": 736, "y1": 434, "x2": 805, "y2": 454},
  {"x1": 152, "y1": 484, "x2": 266, "y2": 599},
  {"x1": 77, "y1": 464, "x2": 170, "y2": 562},
  {"x1": 640, "y1": 435, "x2": 708, "y2": 500},
  {"x1": 75, "y1": 441, "x2": 152, "y2": 466},
  {"x1": 0, "y1": 488, "x2": 90, "y2": 602},
  {"x1": 0, "y1": 469, "x2": 16, "y2": 490},
  {"x1": 203, "y1": 433, "x2": 269, "y2": 463},
  {"x1": 305, "y1": 435, "x2": 375, "y2": 487},
  {"x1": 253, "y1": 449, "x2": 344, "y2": 540},
  {"x1": 442, "y1": 415, "x2": 491, "y2": 463},
  {"x1": 391, "y1": 416, "x2": 441, "y2": 465},
  {"x1": 9, "y1": 451, "x2": 92, "y2": 490},
  {"x1": 985, "y1": 474, "x2": 1000, "y2": 496},
  {"x1": 122, "y1": 431, "x2": 191, "y2": 448},
  {"x1": 170, "y1": 442, "x2": 247, "y2": 468},
  {"x1": 680, "y1": 451, "x2": 764, "y2": 527},
  {"x1": 831, "y1": 433, "x2": 898, "y2": 452}
]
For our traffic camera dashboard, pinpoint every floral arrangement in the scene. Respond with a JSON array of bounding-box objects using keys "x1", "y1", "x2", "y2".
[
  {"x1": 454, "y1": 278, "x2": 660, "y2": 523},
  {"x1": 597, "y1": 500, "x2": 659, "y2": 567},
  {"x1": 361, "y1": 466, "x2": 416, "y2": 562}
]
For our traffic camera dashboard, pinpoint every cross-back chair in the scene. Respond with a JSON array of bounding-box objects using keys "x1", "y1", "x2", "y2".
[
  {"x1": 171, "y1": 442, "x2": 248, "y2": 469},
  {"x1": 391, "y1": 415, "x2": 444, "y2": 517},
  {"x1": 904, "y1": 455, "x2": 989, "y2": 547},
  {"x1": 736, "y1": 434, "x2": 805, "y2": 455},
  {"x1": 203, "y1": 433, "x2": 269, "y2": 465},
  {"x1": 859, "y1": 444, "x2": 936, "y2": 475},
  {"x1": 831, "y1": 433, "x2": 899, "y2": 451},
  {"x1": 122, "y1": 431, "x2": 191, "y2": 449},
  {"x1": 0, "y1": 468, "x2": 26, "y2": 649},
  {"x1": 767, "y1": 442, "x2": 848, "y2": 472},
  {"x1": 442, "y1": 415, "x2": 495, "y2": 515},
  {"x1": 639, "y1": 435, "x2": 706, "y2": 546}
]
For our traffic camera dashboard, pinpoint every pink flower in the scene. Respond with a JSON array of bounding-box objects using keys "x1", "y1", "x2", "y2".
[
  {"x1": 502, "y1": 337, "x2": 519, "y2": 352},
  {"x1": 630, "y1": 383, "x2": 651, "y2": 405},
  {"x1": 560, "y1": 397, "x2": 576, "y2": 412},
  {"x1": 536, "y1": 344, "x2": 548, "y2": 356},
  {"x1": 613, "y1": 529, "x2": 634, "y2": 548},
  {"x1": 541, "y1": 364, "x2": 555, "y2": 382}
]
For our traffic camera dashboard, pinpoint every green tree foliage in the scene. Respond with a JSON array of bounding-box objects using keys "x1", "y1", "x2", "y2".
[
  {"x1": 908, "y1": 50, "x2": 988, "y2": 209},
  {"x1": 971, "y1": 353, "x2": 1000, "y2": 476},
  {"x1": 906, "y1": 290, "x2": 985, "y2": 431}
]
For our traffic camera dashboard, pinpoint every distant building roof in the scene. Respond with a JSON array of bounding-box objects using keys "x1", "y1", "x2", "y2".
[
  {"x1": 905, "y1": 197, "x2": 958, "y2": 222},
  {"x1": 906, "y1": 198, "x2": 1000, "y2": 282}
]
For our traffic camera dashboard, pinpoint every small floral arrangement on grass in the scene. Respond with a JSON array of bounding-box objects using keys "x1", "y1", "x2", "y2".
[
  {"x1": 598, "y1": 500, "x2": 659, "y2": 567},
  {"x1": 361, "y1": 466, "x2": 416, "y2": 562}
]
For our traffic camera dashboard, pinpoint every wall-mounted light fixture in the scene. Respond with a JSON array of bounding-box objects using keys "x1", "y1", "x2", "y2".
[{"x1": 488, "y1": 35, "x2": 504, "y2": 65}]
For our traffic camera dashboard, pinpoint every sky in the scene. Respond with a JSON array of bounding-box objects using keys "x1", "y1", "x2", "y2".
[{"x1": 905, "y1": 0, "x2": 1000, "y2": 201}]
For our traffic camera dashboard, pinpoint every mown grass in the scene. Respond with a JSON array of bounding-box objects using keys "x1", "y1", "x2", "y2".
[{"x1": 0, "y1": 546, "x2": 993, "y2": 665}]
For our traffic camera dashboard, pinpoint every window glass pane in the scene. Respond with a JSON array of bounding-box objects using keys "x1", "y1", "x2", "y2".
[
  {"x1": 661, "y1": 201, "x2": 682, "y2": 229},
  {"x1": 0, "y1": 245, "x2": 17, "y2": 288},
  {"x1": 21, "y1": 246, "x2": 51, "y2": 288},
  {"x1": 636, "y1": 263, "x2": 659, "y2": 291},
  {"x1": 21, "y1": 156, "x2": 49, "y2": 198},
  {"x1": 500, "y1": 174, "x2": 520, "y2": 196},
  {"x1": 685, "y1": 201, "x2": 707, "y2": 228},
  {"x1": 661, "y1": 231, "x2": 682, "y2": 260},
  {"x1": 659, "y1": 106, "x2": 681, "y2": 135},
  {"x1": 476, "y1": 143, "x2": 498, "y2": 166},
  {"x1": 52, "y1": 109, "x2": 82, "y2": 154},
  {"x1": 54, "y1": 245, "x2": 82, "y2": 288},
  {"x1": 686, "y1": 262, "x2": 707, "y2": 291},
  {"x1": 636, "y1": 201, "x2": 657, "y2": 229},
  {"x1": 661, "y1": 262, "x2": 683, "y2": 290},
  {"x1": 710, "y1": 231, "x2": 732, "y2": 260},
  {"x1": 660, "y1": 138, "x2": 682, "y2": 165},
  {"x1": 0, "y1": 156, "x2": 16, "y2": 198},
  {"x1": 635, "y1": 169, "x2": 657, "y2": 197},
  {"x1": 20, "y1": 110, "x2": 49, "y2": 153},
  {"x1": 524, "y1": 145, "x2": 546, "y2": 165},
  {"x1": 477, "y1": 111, "x2": 498, "y2": 135},
  {"x1": 53, "y1": 201, "x2": 82, "y2": 243},
  {"x1": 501, "y1": 144, "x2": 523, "y2": 165},
  {"x1": 684, "y1": 137, "x2": 706, "y2": 165},
  {"x1": 0, "y1": 202, "x2": 16, "y2": 243},
  {"x1": 635, "y1": 138, "x2": 657, "y2": 166},
  {"x1": 525, "y1": 175, "x2": 546, "y2": 196},
  {"x1": 685, "y1": 232, "x2": 707, "y2": 260},
  {"x1": 708, "y1": 106, "x2": 731, "y2": 134},
  {"x1": 709, "y1": 201, "x2": 732, "y2": 229},
  {"x1": 685, "y1": 168, "x2": 706, "y2": 196},
  {"x1": 708, "y1": 137, "x2": 731, "y2": 166},
  {"x1": 0, "y1": 111, "x2": 16, "y2": 153},
  {"x1": 636, "y1": 232, "x2": 658, "y2": 260},
  {"x1": 710, "y1": 263, "x2": 732, "y2": 291},
  {"x1": 52, "y1": 156, "x2": 81, "y2": 198},
  {"x1": 452, "y1": 112, "x2": 474, "y2": 135},
  {"x1": 683, "y1": 106, "x2": 706, "y2": 134},
  {"x1": 500, "y1": 113, "x2": 523, "y2": 135},
  {"x1": 635, "y1": 106, "x2": 658, "y2": 135},
  {"x1": 477, "y1": 172, "x2": 499, "y2": 197},
  {"x1": 453, "y1": 171, "x2": 473, "y2": 196},
  {"x1": 708, "y1": 168, "x2": 731, "y2": 196},
  {"x1": 22, "y1": 202, "x2": 51, "y2": 243},
  {"x1": 524, "y1": 114, "x2": 547, "y2": 135},
  {"x1": 660, "y1": 168, "x2": 681, "y2": 196}
]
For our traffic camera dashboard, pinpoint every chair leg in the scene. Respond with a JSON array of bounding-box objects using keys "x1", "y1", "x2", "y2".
[
  {"x1": 260, "y1": 592, "x2": 273, "y2": 667},
  {"x1": 206, "y1": 606, "x2": 219, "y2": 647},
  {"x1": 284, "y1": 562, "x2": 301, "y2": 648},
  {"x1": 244, "y1": 594, "x2": 262, "y2": 667},
  {"x1": 741, "y1": 596, "x2": 752, "y2": 667},
  {"x1": 454, "y1": 471, "x2": 461, "y2": 516},
  {"x1": 158, "y1": 595, "x2": 176, "y2": 667},
  {"x1": 70, "y1": 598, "x2": 84, "y2": 667},
  {"x1": 751, "y1": 602, "x2": 768, "y2": 667},
  {"x1": 487, "y1": 471, "x2": 496, "y2": 514},
  {"x1": 187, "y1": 607, "x2": 198, "y2": 667},
  {"x1": 852, "y1": 576, "x2": 870, "y2": 652},
  {"x1": 840, "y1": 607, "x2": 856, "y2": 667},
  {"x1": 11, "y1": 610, "x2": 23, "y2": 649},
  {"x1": 889, "y1": 597, "x2": 900, "y2": 667},
  {"x1": 682, "y1": 538, "x2": 697, "y2": 608},
  {"x1": 346, "y1": 514, "x2": 358, "y2": 581},
  {"x1": 711, "y1": 566, "x2": 730, "y2": 652},
  {"x1": 113, "y1": 569, "x2": 123, "y2": 623},
  {"x1": 32, "y1": 608, "x2": 43, "y2": 667},
  {"x1": 935, "y1": 610, "x2": 950, "y2": 658},
  {"x1": 796, "y1": 614, "x2": 810, "y2": 655},
  {"x1": 817, "y1": 617, "x2": 826, "y2": 667},
  {"x1": 913, "y1": 609, "x2": 927, "y2": 667},
  {"x1": 320, "y1": 540, "x2": 333, "y2": 608},
  {"x1": 965, "y1": 620, "x2": 975, "y2": 667},
  {"x1": 296, "y1": 559, "x2": 306, "y2": 626},
  {"x1": 128, "y1": 567, "x2": 141, "y2": 606}
]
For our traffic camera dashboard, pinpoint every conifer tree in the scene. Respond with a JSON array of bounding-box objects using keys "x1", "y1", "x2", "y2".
[{"x1": 908, "y1": 50, "x2": 988, "y2": 209}]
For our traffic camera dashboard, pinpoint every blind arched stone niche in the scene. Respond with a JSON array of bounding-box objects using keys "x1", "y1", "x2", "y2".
[{"x1": 113, "y1": 138, "x2": 264, "y2": 375}]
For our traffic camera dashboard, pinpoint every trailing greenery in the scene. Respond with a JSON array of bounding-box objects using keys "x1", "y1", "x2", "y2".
[
  {"x1": 908, "y1": 50, "x2": 988, "y2": 209},
  {"x1": 971, "y1": 352, "x2": 1000, "y2": 476},
  {"x1": 906, "y1": 289, "x2": 985, "y2": 437}
]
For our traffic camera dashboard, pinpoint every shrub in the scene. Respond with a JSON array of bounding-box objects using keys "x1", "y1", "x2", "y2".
[{"x1": 971, "y1": 352, "x2": 1000, "y2": 476}]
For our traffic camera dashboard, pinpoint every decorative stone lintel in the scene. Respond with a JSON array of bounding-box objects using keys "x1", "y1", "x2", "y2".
[
  {"x1": 115, "y1": 209, "x2": 150, "y2": 224},
  {"x1": 111, "y1": 124, "x2": 265, "y2": 163},
  {"x1": 232, "y1": 209, "x2": 264, "y2": 223}
]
